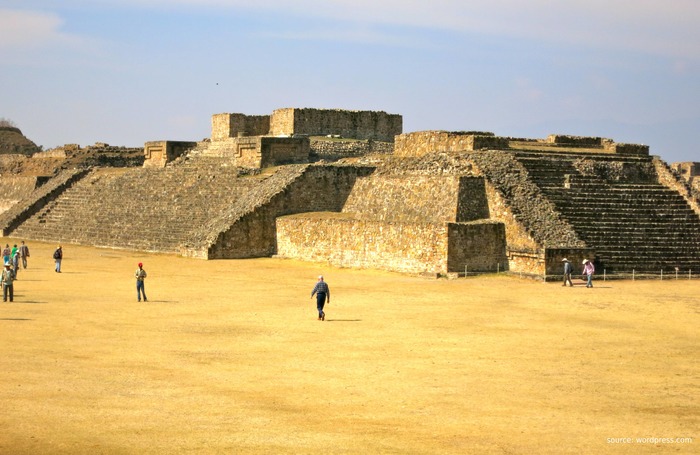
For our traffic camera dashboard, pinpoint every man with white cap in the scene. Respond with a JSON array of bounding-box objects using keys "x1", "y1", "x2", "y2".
[
  {"x1": 310, "y1": 275, "x2": 330, "y2": 321},
  {"x1": 2, "y1": 261, "x2": 14, "y2": 302}
]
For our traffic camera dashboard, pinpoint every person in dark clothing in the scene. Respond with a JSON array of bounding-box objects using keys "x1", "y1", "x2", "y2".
[
  {"x1": 2, "y1": 262, "x2": 14, "y2": 302},
  {"x1": 562, "y1": 258, "x2": 574, "y2": 287},
  {"x1": 310, "y1": 275, "x2": 330, "y2": 321},
  {"x1": 53, "y1": 246, "x2": 63, "y2": 272}
]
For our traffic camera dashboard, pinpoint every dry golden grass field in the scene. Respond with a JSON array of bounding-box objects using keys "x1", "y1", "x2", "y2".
[{"x1": 0, "y1": 239, "x2": 697, "y2": 454}]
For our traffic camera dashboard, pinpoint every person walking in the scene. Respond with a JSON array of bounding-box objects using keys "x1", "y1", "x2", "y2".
[
  {"x1": 310, "y1": 275, "x2": 330, "y2": 321},
  {"x1": 2, "y1": 244, "x2": 10, "y2": 265},
  {"x1": 135, "y1": 262, "x2": 147, "y2": 302},
  {"x1": 19, "y1": 240, "x2": 30, "y2": 269},
  {"x1": 2, "y1": 261, "x2": 14, "y2": 302},
  {"x1": 562, "y1": 258, "x2": 573, "y2": 287},
  {"x1": 53, "y1": 245, "x2": 63, "y2": 273},
  {"x1": 582, "y1": 259, "x2": 595, "y2": 288},
  {"x1": 12, "y1": 250, "x2": 20, "y2": 279}
]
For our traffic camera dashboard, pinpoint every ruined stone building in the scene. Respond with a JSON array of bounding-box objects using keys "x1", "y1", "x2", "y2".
[{"x1": 0, "y1": 108, "x2": 699, "y2": 278}]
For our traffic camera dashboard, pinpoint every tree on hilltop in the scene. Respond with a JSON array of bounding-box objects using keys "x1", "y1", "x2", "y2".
[{"x1": 0, "y1": 118, "x2": 17, "y2": 128}]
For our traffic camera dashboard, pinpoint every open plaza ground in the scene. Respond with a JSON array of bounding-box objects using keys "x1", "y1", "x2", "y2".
[{"x1": 0, "y1": 239, "x2": 697, "y2": 454}]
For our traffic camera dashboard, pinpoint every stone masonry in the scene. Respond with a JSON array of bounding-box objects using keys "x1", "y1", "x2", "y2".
[{"x1": 0, "y1": 109, "x2": 698, "y2": 278}]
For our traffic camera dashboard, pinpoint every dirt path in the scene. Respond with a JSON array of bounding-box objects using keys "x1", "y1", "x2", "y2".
[{"x1": 0, "y1": 239, "x2": 697, "y2": 454}]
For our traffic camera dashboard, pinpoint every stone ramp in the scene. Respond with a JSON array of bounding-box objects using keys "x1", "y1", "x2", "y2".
[
  {"x1": 8, "y1": 158, "x2": 277, "y2": 254},
  {"x1": 511, "y1": 151, "x2": 700, "y2": 273}
]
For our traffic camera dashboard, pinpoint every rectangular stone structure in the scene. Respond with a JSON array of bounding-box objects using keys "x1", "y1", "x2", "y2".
[
  {"x1": 144, "y1": 141, "x2": 197, "y2": 168},
  {"x1": 268, "y1": 108, "x2": 402, "y2": 142}
]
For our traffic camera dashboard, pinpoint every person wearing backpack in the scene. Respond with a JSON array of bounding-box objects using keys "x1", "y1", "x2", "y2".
[{"x1": 53, "y1": 246, "x2": 63, "y2": 273}]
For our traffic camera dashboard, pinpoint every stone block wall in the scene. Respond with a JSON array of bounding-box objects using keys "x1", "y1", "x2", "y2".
[
  {"x1": 196, "y1": 137, "x2": 310, "y2": 168},
  {"x1": 342, "y1": 174, "x2": 462, "y2": 223},
  {"x1": 447, "y1": 221, "x2": 507, "y2": 273},
  {"x1": 276, "y1": 215, "x2": 507, "y2": 274},
  {"x1": 0, "y1": 176, "x2": 41, "y2": 214},
  {"x1": 544, "y1": 248, "x2": 596, "y2": 277},
  {"x1": 201, "y1": 165, "x2": 375, "y2": 259},
  {"x1": 340, "y1": 174, "x2": 489, "y2": 224},
  {"x1": 144, "y1": 141, "x2": 197, "y2": 168},
  {"x1": 211, "y1": 113, "x2": 270, "y2": 141},
  {"x1": 394, "y1": 131, "x2": 509, "y2": 157},
  {"x1": 671, "y1": 162, "x2": 699, "y2": 186},
  {"x1": 654, "y1": 158, "x2": 700, "y2": 217},
  {"x1": 602, "y1": 142, "x2": 650, "y2": 155},
  {"x1": 310, "y1": 139, "x2": 393, "y2": 160},
  {"x1": 268, "y1": 108, "x2": 402, "y2": 142},
  {"x1": 0, "y1": 169, "x2": 89, "y2": 236},
  {"x1": 276, "y1": 213, "x2": 450, "y2": 274},
  {"x1": 546, "y1": 135, "x2": 607, "y2": 146}
]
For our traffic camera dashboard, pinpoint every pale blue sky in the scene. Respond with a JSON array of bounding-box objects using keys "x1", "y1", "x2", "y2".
[{"x1": 1, "y1": 0, "x2": 698, "y2": 163}]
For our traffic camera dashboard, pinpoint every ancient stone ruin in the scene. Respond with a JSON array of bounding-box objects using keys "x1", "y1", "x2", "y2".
[{"x1": 0, "y1": 108, "x2": 699, "y2": 278}]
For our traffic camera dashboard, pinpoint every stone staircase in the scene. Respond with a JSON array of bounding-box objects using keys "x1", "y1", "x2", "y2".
[
  {"x1": 10, "y1": 157, "x2": 273, "y2": 253},
  {"x1": 512, "y1": 151, "x2": 700, "y2": 273}
]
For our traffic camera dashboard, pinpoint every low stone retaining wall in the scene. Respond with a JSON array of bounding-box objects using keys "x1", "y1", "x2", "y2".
[
  {"x1": 276, "y1": 212, "x2": 450, "y2": 274},
  {"x1": 394, "y1": 131, "x2": 508, "y2": 157},
  {"x1": 276, "y1": 214, "x2": 507, "y2": 274},
  {"x1": 310, "y1": 139, "x2": 393, "y2": 160}
]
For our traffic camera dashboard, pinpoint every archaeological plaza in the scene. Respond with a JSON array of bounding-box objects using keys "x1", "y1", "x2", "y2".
[{"x1": 0, "y1": 107, "x2": 699, "y2": 280}]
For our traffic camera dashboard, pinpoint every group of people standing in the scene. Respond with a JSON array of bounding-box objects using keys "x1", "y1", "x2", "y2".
[
  {"x1": 562, "y1": 257, "x2": 595, "y2": 288},
  {"x1": 1, "y1": 241, "x2": 30, "y2": 302}
]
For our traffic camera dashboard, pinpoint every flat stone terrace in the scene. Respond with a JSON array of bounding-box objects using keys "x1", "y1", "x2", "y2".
[
  {"x1": 510, "y1": 150, "x2": 700, "y2": 273},
  {"x1": 8, "y1": 157, "x2": 280, "y2": 253}
]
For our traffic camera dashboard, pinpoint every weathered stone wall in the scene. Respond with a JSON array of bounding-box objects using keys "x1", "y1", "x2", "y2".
[
  {"x1": 572, "y1": 157, "x2": 656, "y2": 183},
  {"x1": 196, "y1": 137, "x2": 309, "y2": 168},
  {"x1": 32, "y1": 149, "x2": 66, "y2": 159},
  {"x1": 340, "y1": 174, "x2": 488, "y2": 224},
  {"x1": 276, "y1": 213, "x2": 450, "y2": 274},
  {"x1": 195, "y1": 165, "x2": 375, "y2": 259},
  {"x1": 394, "y1": 131, "x2": 508, "y2": 157},
  {"x1": 447, "y1": 221, "x2": 507, "y2": 273},
  {"x1": 276, "y1": 216, "x2": 506, "y2": 274},
  {"x1": 342, "y1": 174, "x2": 462, "y2": 223},
  {"x1": 602, "y1": 142, "x2": 650, "y2": 156},
  {"x1": 0, "y1": 176, "x2": 42, "y2": 214},
  {"x1": 654, "y1": 157, "x2": 700, "y2": 217},
  {"x1": 211, "y1": 113, "x2": 270, "y2": 141},
  {"x1": 546, "y1": 135, "x2": 607, "y2": 146},
  {"x1": 310, "y1": 139, "x2": 393, "y2": 160},
  {"x1": 269, "y1": 108, "x2": 402, "y2": 142},
  {"x1": 672, "y1": 161, "x2": 699, "y2": 191},
  {"x1": 544, "y1": 248, "x2": 596, "y2": 278},
  {"x1": 144, "y1": 141, "x2": 197, "y2": 168},
  {"x1": 0, "y1": 169, "x2": 89, "y2": 236}
]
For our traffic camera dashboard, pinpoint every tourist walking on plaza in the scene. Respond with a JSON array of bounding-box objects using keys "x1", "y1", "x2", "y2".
[
  {"x1": 19, "y1": 240, "x2": 30, "y2": 269},
  {"x1": 310, "y1": 275, "x2": 330, "y2": 321},
  {"x1": 2, "y1": 244, "x2": 10, "y2": 264},
  {"x1": 582, "y1": 258, "x2": 595, "y2": 288},
  {"x1": 12, "y1": 250, "x2": 20, "y2": 279},
  {"x1": 2, "y1": 261, "x2": 14, "y2": 302},
  {"x1": 562, "y1": 258, "x2": 573, "y2": 287},
  {"x1": 53, "y1": 245, "x2": 63, "y2": 272},
  {"x1": 135, "y1": 262, "x2": 148, "y2": 302}
]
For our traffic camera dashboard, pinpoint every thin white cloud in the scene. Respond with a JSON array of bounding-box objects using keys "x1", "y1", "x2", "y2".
[
  {"x1": 97, "y1": 0, "x2": 700, "y2": 59},
  {"x1": 0, "y1": 9, "x2": 84, "y2": 50}
]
